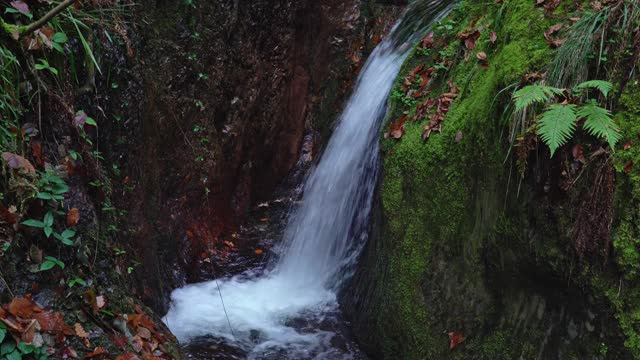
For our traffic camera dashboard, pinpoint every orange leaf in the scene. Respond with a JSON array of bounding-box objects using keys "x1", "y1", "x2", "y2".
[
  {"x1": 388, "y1": 116, "x2": 406, "y2": 140},
  {"x1": 83, "y1": 347, "x2": 109, "y2": 359},
  {"x1": 254, "y1": 249, "x2": 263, "y2": 255},
  {"x1": 67, "y1": 208, "x2": 80, "y2": 226},
  {"x1": 8, "y1": 297, "x2": 42, "y2": 318},
  {"x1": 33, "y1": 311, "x2": 73, "y2": 335}
]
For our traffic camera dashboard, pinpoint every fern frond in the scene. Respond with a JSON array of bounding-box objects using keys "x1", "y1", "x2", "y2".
[
  {"x1": 578, "y1": 101, "x2": 622, "y2": 150},
  {"x1": 536, "y1": 104, "x2": 577, "y2": 157},
  {"x1": 575, "y1": 80, "x2": 613, "y2": 97},
  {"x1": 513, "y1": 85, "x2": 563, "y2": 112}
]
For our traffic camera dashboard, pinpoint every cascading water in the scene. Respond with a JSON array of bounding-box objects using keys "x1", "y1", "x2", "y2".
[{"x1": 164, "y1": 2, "x2": 452, "y2": 358}]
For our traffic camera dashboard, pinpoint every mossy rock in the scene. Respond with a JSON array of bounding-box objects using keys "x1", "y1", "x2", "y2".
[{"x1": 344, "y1": 0, "x2": 635, "y2": 358}]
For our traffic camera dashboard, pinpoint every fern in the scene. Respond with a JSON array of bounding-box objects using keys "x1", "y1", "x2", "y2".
[
  {"x1": 536, "y1": 104, "x2": 577, "y2": 157},
  {"x1": 578, "y1": 101, "x2": 622, "y2": 150},
  {"x1": 575, "y1": 80, "x2": 613, "y2": 97},
  {"x1": 513, "y1": 85, "x2": 563, "y2": 112}
]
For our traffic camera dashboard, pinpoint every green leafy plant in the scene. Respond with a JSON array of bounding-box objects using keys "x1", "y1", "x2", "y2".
[
  {"x1": 0, "y1": 335, "x2": 48, "y2": 360},
  {"x1": 512, "y1": 85, "x2": 564, "y2": 112},
  {"x1": 34, "y1": 59, "x2": 58, "y2": 76},
  {"x1": 53, "y1": 229, "x2": 76, "y2": 246},
  {"x1": 22, "y1": 211, "x2": 54, "y2": 238},
  {"x1": 512, "y1": 80, "x2": 621, "y2": 156},
  {"x1": 68, "y1": 277, "x2": 86, "y2": 288},
  {"x1": 36, "y1": 170, "x2": 69, "y2": 200},
  {"x1": 536, "y1": 104, "x2": 578, "y2": 156},
  {"x1": 40, "y1": 256, "x2": 64, "y2": 271},
  {"x1": 51, "y1": 32, "x2": 68, "y2": 53}
]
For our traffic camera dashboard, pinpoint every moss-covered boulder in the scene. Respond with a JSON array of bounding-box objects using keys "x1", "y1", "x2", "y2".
[{"x1": 345, "y1": 0, "x2": 639, "y2": 358}]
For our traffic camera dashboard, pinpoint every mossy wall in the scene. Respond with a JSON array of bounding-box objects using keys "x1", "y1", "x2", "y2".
[{"x1": 345, "y1": 0, "x2": 637, "y2": 358}]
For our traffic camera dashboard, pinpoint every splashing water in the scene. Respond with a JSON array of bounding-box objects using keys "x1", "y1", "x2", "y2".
[{"x1": 163, "y1": 2, "x2": 452, "y2": 358}]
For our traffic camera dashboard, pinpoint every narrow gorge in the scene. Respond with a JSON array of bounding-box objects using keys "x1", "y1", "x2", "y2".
[{"x1": 1, "y1": 0, "x2": 640, "y2": 359}]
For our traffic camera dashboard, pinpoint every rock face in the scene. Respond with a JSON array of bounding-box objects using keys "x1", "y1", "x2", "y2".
[
  {"x1": 344, "y1": 0, "x2": 640, "y2": 358},
  {"x1": 99, "y1": 0, "x2": 403, "y2": 310}
]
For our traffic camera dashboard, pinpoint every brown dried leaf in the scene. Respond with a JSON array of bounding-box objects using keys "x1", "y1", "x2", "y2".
[
  {"x1": 95, "y1": 295, "x2": 106, "y2": 310},
  {"x1": 389, "y1": 116, "x2": 406, "y2": 139},
  {"x1": 489, "y1": 31, "x2": 497, "y2": 43},
  {"x1": 131, "y1": 335, "x2": 143, "y2": 353},
  {"x1": 544, "y1": 23, "x2": 566, "y2": 48},
  {"x1": 2, "y1": 152, "x2": 36, "y2": 174},
  {"x1": 75, "y1": 323, "x2": 91, "y2": 347},
  {"x1": 33, "y1": 311, "x2": 73, "y2": 335},
  {"x1": 67, "y1": 208, "x2": 80, "y2": 226},
  {"x1": 8, "y1": 297, "x2": 43, "y2": 318},
  {"x1": 83, "y1": 347, "x2": 109, "y2": 359},
  {"x1": 136, "y1": 326, "x2": 151, "y2": 340},
  {"x1": 10, "y1": 0, "x2": 30, "y2": 14},
  {"x1": 624, "y1": 161, "x2": 635, "y2": 173}
]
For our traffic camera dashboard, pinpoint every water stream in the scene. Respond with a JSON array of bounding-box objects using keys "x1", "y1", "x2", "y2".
[{"x1": 163, "y1": 2, "x2": 452, "y2": 358}]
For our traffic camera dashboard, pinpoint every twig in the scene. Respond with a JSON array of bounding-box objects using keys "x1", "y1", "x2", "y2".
[
  {"x1": 20, "y1": 0, "x2": 79, "y2": 38},
  {"x1": 0, "y1": 269, "x2": 15, "y2": 298}
]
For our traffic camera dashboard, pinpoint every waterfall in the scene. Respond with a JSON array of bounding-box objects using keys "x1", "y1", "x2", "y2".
[{"x1": 163, "y1": 2, "x2": 452, "y2": 358}]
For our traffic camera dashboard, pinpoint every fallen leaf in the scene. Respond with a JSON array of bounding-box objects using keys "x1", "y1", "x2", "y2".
[
  {"x1": 624, "y1": 141, "x2": 632, "y2": 151},
  {"x1": 544, "y1": 23, "x2": 566, "y2": 48},
  {"x1": 388, "y1": 116, "x2": 406, "y2": 139},
  {"x1": 75, "y1": 323, "x2": 91, "y2": 347},
  {"x1": 454, "y1": 131, "x2": 463, "y2": 143},
  {"x1": 67, "y1": 208, "x2": 80, "y2": 226},
  {"x1": 83, "y1": 347, "x2": 108, "y2": 359},
  {"x1": 136, "y1": 326, "x2": 151, "y2": 340},
  {"x1": 112, "y1": 334, "x2": 128, "y2": 350},
  {"x1": 33, "y1": 311, "x2": 73, "y2": 335},
  {"x1": 624, "y1": 161, "x2": 634, "y2": 173},
  {"x1": 476, "y1": 51, "x2": 487, "y2": 61},
  {"x1": 131, "y1": 335, "x2": 143, "y2": 353},
  {"x1": 95, "y1": 295, "x2": 106, "y2": 310},
  {"x1": 2, "y1": 152, "x2": 36, "y2": 174},
  {"x1": 20, "y1": 319, "x2": 37, "y2": 343},
  {"x1": 8, "y1": 297, "x2": 42, "y2": 318},
  {"x1": 448, "y1": 331, "x2": 464, "y2": 349},
  {"x1": 10, "y1": 0, "x2": 30, "y2": 14},
  {"x1": 420, "y1": 32, "x2": 435, "y2": 49},
  {"x1": 489, "y1": 31, "x2": 497, "y2": 43},
  {"x1": 60, "y1": 346, "x2": 79, "y2": 359},
  {"x1": 255, "y1": 249, "x2": 263, "y2": 255}
]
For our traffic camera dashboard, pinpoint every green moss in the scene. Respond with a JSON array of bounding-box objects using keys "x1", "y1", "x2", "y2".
[
  {"x1": 593, "y1": 79, "x2": 640, "y2": 358},
  {"x1": 369, "y1": 0, "x2": 556, "y2": 357}
]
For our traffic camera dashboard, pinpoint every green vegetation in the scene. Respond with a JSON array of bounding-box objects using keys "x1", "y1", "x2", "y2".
[
  {"x1": 359, "y1": 0, "x2": 640, "y2": 358},
  {"x1": 512, "y1": 80, "x2": 620, "y2": 156}
]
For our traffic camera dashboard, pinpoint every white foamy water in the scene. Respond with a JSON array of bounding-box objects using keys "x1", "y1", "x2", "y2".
[{"x1": 163, "y1": 2, "x2": 452, "y2": 358}]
